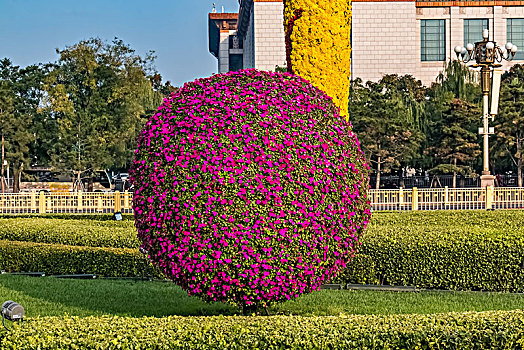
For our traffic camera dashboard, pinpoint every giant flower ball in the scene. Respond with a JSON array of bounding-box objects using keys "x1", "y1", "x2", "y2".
[{"x1": 131, "y1": 69, "x2": 371, "y2": 310}]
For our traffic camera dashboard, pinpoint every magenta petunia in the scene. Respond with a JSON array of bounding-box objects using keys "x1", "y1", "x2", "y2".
[{"x1": 131, "y1": 69, "x2": 371, "y2": 310}]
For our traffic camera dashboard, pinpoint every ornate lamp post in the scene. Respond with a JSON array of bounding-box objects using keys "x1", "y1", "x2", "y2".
[{"x1": 454, "y1": 29, "x2": 517, "y2": 187}]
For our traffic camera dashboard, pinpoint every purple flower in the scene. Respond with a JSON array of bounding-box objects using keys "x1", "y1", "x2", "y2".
[{"x1": 131, "y1": 69, "x2": 371, "y2": 308}]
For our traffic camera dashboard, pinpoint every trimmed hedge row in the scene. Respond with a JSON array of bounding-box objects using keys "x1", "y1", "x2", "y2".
[
  {"x1": 0, "y1": 218, "x2": 138, "y2": 249},
  {"x1": 4, "y1": 211, "x2": 524, "y2": 291},
  {"x1": 338, "y1": 210, "x2": 524, "y2": 291},
  {"x1": 0, "y1": 240, "x2": 157, "y2": 277},
  {"x1": 3, "y1": 311, "x2": 524, "y2": 349}
]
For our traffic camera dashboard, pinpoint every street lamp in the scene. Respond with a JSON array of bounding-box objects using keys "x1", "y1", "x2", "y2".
[{"x1": 454, "y1": 29, "x2": 517, "y2": 187}]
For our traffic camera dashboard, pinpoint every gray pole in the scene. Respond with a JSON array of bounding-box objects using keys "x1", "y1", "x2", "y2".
[
  {"x1": 480, "y1": 66, "x2": 495, "y2": 187},
  {"x1": 483, "y1": 78, "x2": 490, "y2": 174},
  {"x1": 454, "y1": 28, "x2": 517, "y2": 188}
]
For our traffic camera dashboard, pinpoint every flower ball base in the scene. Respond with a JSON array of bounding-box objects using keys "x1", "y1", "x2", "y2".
[{"x1": 131, "y1": 70, "x2": 371, "y2": 310}]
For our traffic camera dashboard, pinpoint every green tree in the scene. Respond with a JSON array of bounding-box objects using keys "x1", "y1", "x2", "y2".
[
  {"x1": 0, "y1": 79, "x2": 14, "y2": 193},
  {"x1": 428, "y1": 98, "x2": 481, "y2": 188},
  {"x1": 350, "y1": 75, "x2": 425, "y2": 189},
  {"x1": 42, "y1": 38, "x2": 163, "y2": 190},
  {"x1": 0, "y1": 59, "x2": 44, "y2": 193},
  {"x1": 493, "y1": 64, "x2": 524, "y2": 187},
  {"x1": 421, "y1": 61, "x2": 482, "y2": 178},
  {"x1": 434, "y1": 60, "x2": 480, "y2": 102}
]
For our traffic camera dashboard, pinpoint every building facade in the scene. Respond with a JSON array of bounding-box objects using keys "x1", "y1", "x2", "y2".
[
  {"x1": 208, "y1": 0, "x2": 286, "y2": 74},
  {"x1": 352, "y1": 0, "x2": 524, "y2": 86},
  {"x1": 209, "y1": 0, "x2": 524, "y2": 86}
]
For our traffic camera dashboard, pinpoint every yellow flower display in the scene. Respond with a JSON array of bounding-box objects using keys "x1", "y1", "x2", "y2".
[{"x1": 283, "y1": 0, "x2": 351, "y2": 119}]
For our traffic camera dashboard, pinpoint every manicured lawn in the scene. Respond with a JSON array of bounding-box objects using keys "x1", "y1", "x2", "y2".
[{"x1": 2, "y1": 275, "x2": 524, "y2": 318}]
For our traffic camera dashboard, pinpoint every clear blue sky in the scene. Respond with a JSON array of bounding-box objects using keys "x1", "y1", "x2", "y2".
[{"x1": 0, "y1": 0, "x2": 240, "y2": 86}]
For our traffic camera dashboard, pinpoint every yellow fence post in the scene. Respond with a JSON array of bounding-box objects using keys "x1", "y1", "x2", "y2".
[
  {"x1": 77, "y1": 191, "x2": 83, "y2": 212},
  {"x1": 486, "y1": 185, "x2": 493, "y2": 210},
  {"x1": 38, "y1": 191, "x2": 45, "y2": 214},
  {"x1": 114, "y1": 191, "x2": 121, "y2": 212},
  {"x1": 30, "y1": 191, "x2": 36, "y2": 212},
  {"x1": 123, "y1": 191, "x2": 129, "y2": 210},
  {"x1": 412, "y1": 187, "x2": 418, "y2": 211},
  {"x1": 399, "y1": 187, "x2": 404, "y2": 207},
  {"x1": 97, "y1": 196, "x2": 103, "y2": 212}
]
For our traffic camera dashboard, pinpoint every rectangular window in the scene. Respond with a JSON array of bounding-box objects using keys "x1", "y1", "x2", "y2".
[
  {"x1": 464, "y1": 19, "x2": 489, "y2": 46},
  {"x1": 508, "y1": 19, "x2": 524, "y2": 60},
  {"x1": 229, "y1": 54, "x2": 243, "y2": 72},
  {"x1": 421, "y1": 19, "x2": 446, "y2": 61}
]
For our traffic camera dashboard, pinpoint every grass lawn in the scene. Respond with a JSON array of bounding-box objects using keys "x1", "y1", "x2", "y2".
[{"x1": 1, "y1": 275, "x2": 524, "y2": 318}]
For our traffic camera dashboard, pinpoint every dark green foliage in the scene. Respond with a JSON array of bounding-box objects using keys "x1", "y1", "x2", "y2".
[
  {"x1": 434, "y1": 60, "x2": 480, "y2": 102},
  {"x1": 3, "y1": 311, "x2": 524, "y2": 349},
  {"x1": 0, "y1": 59, "x2": 46, "y2": 192},
  {"x1": 422, "y1": 62, "x2": 482, "y2": 182},
  {"x1": 493, "y1": 64, "x2": 524, "y2": 186},
  {"x1": 40, "y1": 38, "x2": 170, "y2": 187},
  {"x1": 44, "y1": 39, "x2": 150, "y2": 179},
  {"x1": 1, "y1": 39, "x2": 175, "y2": 182},
  {"x1": 427, "y1": 99, "x2": 481, "y2": 187},
  {"x1": 350, "y1": 75, "x2": 425, "y2": 188},
  {"x1": 349, "y1": 61, "x2": 487, "y2": 178}
]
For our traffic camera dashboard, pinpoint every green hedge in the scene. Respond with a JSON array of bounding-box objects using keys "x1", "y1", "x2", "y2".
[
  {"x1": 4, "y1": 211, "x2": 524, "y2": 290},
  {"x1": 0, "y1": 240, "x2": 157, "y2": 277},
  {"x1": 339, "y1": 210, "x2": 524, "y2": 291},
  {"x1": 0, "y1": 218, "x2": 138, "y2": 249},
  {"x1": 2, "y1": 310, "x2": 524, "y2": 349}
]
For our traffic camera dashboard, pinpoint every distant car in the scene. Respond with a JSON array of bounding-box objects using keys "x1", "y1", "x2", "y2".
[{"x1": 112, "y1": 173, "x2": 129, "y2": 181}]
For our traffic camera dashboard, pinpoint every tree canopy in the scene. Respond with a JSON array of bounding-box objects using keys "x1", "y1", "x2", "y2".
[
  {"x1": 350, "y1": 75, "x2": 425, "y2": 189},
  {"x1": 0, "y1": 59, "x2": 45, "y2": 192},
  {"x1": 493, "y1": 64, "x2": 524, "y2": 187},
  {"x1": 0, "y1": 38, "x2": 174, "y2": 192},
  {"x1": 349, "y1": 62, "x2": 524, "y2": 188}
]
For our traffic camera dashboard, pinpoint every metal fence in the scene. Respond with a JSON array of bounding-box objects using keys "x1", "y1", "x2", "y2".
[{"x1": 0, "y1": 187, "x2": 523, "y2": 214}]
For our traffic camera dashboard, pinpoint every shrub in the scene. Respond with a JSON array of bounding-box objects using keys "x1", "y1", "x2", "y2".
[
  {"x1": 0, "y1": 240, "x2": 156, "y2": 277},
  {"x1": 283, "y1": 0, "x2": 352, "y2": 118},
  {"x1": 4, "y1": 211, "x2": 524, "y2": 292},
  {"x1": 3, "y1": 311, "x2": 524, "y2": 349},
  {"x1": 0, "y1": 218, "x2": 138, "y2": 249},
  {"x1": 341, "y1": 210, "x2": 524, "y2": 291},
  {"x1": 131, "y1": 70, "x2": 371, "y2": 310}
]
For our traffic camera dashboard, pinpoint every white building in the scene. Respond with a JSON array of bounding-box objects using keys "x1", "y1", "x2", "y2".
[
  {"x1": 209, "y1": 0, "x2": 524, "y2": 86},
  {"x1": 208, "y1": 1, "x2": 286, "y2": 74}
]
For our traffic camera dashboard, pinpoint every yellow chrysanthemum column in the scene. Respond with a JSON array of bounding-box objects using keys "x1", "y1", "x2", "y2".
[{"x1": 283, "y1": 0, "x2": 351, "y2": 119}]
